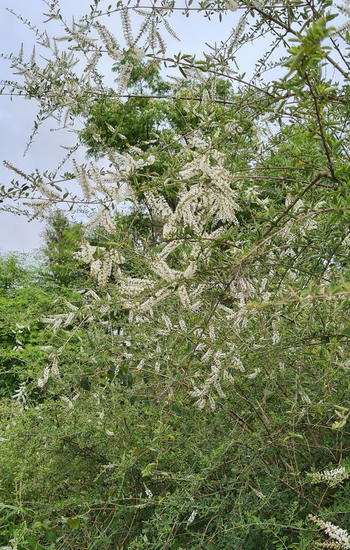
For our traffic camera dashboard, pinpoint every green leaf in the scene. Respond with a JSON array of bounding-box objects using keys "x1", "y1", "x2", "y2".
[
  {"x1": 68, "y1": 517, "x2": 80, "y2": 529},
  {"x1": 141, "y1": 463, "x2": 157, "y2": 477}
]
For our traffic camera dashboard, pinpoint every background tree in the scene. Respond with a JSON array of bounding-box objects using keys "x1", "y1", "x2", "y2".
[{"x1": 42, "y1": 210, "x2": 86, "y2": 286}]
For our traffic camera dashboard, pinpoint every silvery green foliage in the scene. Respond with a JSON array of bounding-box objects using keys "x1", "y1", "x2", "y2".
[
  {"x1": 2, "y1": 2, "x2": 350, "y2": 544},
  {"x1": 2, "y1": 0, "x2": 349, "y2": 403}
]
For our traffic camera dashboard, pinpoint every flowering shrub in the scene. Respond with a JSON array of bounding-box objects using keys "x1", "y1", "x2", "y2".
[{"x1": 1, "y1": 0, "x2": 350, "y2": 548}]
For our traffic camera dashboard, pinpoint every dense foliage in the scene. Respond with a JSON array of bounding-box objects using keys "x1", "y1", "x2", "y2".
[{"x1": 1, "y1": 0, "x2": 350, "y2": 548}]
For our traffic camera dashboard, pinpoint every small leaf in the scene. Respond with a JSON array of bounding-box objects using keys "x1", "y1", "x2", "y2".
[
  {"x1": 141, "y1": 463, "x2": 156, "y2": 477},
  {"x1": 332, "y1": 417, "x2": 348, "y2": 430},
  {"x1": 68, "y1": 517, "x2": 80, "y2": 529}
]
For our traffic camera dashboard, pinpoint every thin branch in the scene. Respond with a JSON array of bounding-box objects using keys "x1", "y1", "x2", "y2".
[
  {"x1": 151, "y1": 55, "x2": 279, "y2": 99},
  {"x1": 90, "y1": 3, "x2": 309, "y2": 19},
  {"x1": 250, "y1": 4, "x2": 349, "y2": 78},
  {"x1": 305, "y1": 73, "x2": 337, "y2": 181},
  {"x1": 261, "y1": 171, "x2": 329, "y2": 240}
]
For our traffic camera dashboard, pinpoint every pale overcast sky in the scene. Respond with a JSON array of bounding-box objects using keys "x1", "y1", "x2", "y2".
[{"x1": 0, "y1": 1, "x2": 252, "y2": 253}]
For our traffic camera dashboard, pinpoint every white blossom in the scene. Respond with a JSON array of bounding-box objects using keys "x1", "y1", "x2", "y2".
[
  {"x1": 309, "y1": 515, "x2": 350, "y2": 549},
  {"x1": 187, "y1": 510, "x2": 197, "y2": 525},
  {"x1": 37, "y1": 366, "x2": 50, "y2": 388},
  {"x1": 307, "y1": 467, "x2": 349, "y2": 487}
]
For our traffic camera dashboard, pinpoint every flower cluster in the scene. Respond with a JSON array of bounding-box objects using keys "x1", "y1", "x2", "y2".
[
  {"x1": 307, "y1": 466, "x2": 349, "y2": 487},
  {"x1": 161, "y1": 147, "x2": 240, "y2": 238},
  {"x1": 309, "y1": 515, "x2": 350, "y2": 549},
  {"x1": 76, "y1": 242, "x2": 125, "y2": 286}
]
